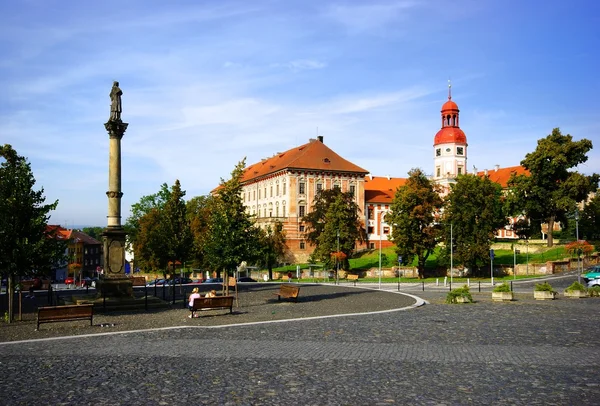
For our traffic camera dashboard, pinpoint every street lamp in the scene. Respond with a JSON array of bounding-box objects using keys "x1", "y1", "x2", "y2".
[
  {"x1": 379, "y1": 213, "x2": 386, "y2": 290},
  {"x1": 336, "y1": 230, "x2": 340, "y2": 285},
  {"x1": 575, "y1": 209, "x2": 580, "y2": 284},
  {"x1": 450, "y1": 222, "x2": 453, "y2": 285}
]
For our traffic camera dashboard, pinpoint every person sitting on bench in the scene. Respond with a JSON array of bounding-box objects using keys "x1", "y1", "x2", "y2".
[
  {"x1": 205, "y1": 289, "x2": 217, "y2": 298},
  {"x1": 188, "y1": 288, "x2": 201, "y2": 310}
]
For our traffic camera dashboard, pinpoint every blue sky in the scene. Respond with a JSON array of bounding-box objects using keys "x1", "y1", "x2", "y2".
[{"x1": 1, "y1": 0, "x2": 599, "y2": 227}]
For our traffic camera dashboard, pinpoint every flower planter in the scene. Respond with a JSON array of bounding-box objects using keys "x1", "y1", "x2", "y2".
[
  {"x1": 492, "y1": 292, "x2": 513, "y2": 302},
  {"x1": 564, "y1": 290, "x2": 588, "y2": 299},
  {"x1": 534, "y1": 291, "x2": 556, "y2": 300}
]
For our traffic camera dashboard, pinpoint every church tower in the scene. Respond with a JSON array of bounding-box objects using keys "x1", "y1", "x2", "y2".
[{"x1": 433, "y1": 83, "x2": 467, "y2": 188}]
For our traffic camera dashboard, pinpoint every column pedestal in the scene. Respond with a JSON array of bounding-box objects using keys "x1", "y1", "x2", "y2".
[{"x1": 100, "y1": 226, "x2": 132, "y2": 297}]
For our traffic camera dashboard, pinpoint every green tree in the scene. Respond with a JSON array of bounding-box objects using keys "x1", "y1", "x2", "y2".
[
  {"x1": 133, "y1": 181, "x2": 192, "y2": 276},
  {"x1": 0, "y1": 145, "x2": 66, "y2": 322},
  {"x1": 186, "y1": 195, "x2": 215, "y2": 270},
  {"x1": 506, "y1": 128, "x2": 599, "y2": 247},
  {"x1": 259, "y1": 221, "x2": 287, "y2": 281},
  {"x1": 387, "y1": 168, "x2": 443, "y2": 279},
  {"x1": 303, "y1": 188, "x2": 365, "y2": 272},
  {"x1": 81, "y1": 226, "x2": 103, "y2": 240},
  {"x1": 204, "y1": 159, "x2": 262, "y2": 277},
  {"x1": 125, "y1": 183, "x2": 171, "y2": 252},
  {"x1": 442, "y1": 174, "x2": 507, "y2": 276},
  {"x1": 580, "y1": 193, "x2": 600, "y2": 241},
  {"x1": 162, "y1": 180, "x2": 193, "y2": 276}
]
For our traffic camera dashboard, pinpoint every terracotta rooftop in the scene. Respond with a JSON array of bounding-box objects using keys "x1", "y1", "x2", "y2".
[
  {"x1": 364, "y1": 176, "x2": 407, "y2": 203},
  {"x1": 434, "y1": 127, "x2": 467, "y2": 145},
  {"x1": 477, "y1": 165, "x2": 529, "y2": 188},
  {"x1": 241, "y1": 138, "x2": 369, "y2": 184}
]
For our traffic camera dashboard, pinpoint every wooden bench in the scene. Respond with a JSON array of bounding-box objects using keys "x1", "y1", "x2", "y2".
[
  {"x1": 347, "y1": 274, "x2": 359, "y2": 286},
  {"x1": 36, "y1": 304, "x2": 94, "y2": 330},
  {"x1": 190, "y1": 296, "x2": 234, "y2": 317},
  {"x1": 274, "y1": 284, "x2": 300, "y2": 302}
]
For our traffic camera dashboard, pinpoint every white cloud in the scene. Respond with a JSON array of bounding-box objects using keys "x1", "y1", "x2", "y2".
[{"x1": 270, "y1": 59, "x2": 328, "y2": 72}]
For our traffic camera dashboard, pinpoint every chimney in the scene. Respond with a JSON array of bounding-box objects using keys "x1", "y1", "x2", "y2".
[
  {"x1": 369, "y1": 174, "x2": 373, "y2": 180},
  {"x1": 317, "y1": 135, "x2": 324, "y2": 143},
  {"x1": 494, "y1": 164, "x2": 500, "y2": 172},
  {"x1": 387, "y1": 175, "x2": 391, "y2": 180},
  {"x1": 484, "y1": 169, "x2": 488, "y2": 176}
]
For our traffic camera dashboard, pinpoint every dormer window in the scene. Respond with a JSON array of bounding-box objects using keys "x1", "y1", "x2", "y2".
[{"x1": 323, "y1": 158, "x2": 330, "y2": 164}]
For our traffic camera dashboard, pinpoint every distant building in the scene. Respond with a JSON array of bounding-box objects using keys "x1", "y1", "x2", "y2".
[{"x1": 228, "y1": 89, "x2": 530, "y2": 263}]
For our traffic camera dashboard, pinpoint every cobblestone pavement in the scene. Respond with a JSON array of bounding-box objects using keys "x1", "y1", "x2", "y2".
[{"x1": 1, "y1": 277, "x2": 600, "y2": 405}]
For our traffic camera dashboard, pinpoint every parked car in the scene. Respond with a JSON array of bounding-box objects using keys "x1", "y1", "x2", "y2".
[
  {"x1": 587, "y1": 278, "x2": 600, "y2": 288},
  {"x1": 203, "y1": 277, "x2": 224, "y2": 284},
  {"x1": 82, "y1": 277, "x2": 99, "y2": 288},
  {"x1": 64, "y1": 276, "x2": 76, "y2": 286},
  {"x1": 583, "y1": 265, "x2": 600, "y2": 282},
  {"x1": 237, "y1": 277, "x2": 257, "y2": 283},
  {"x1": 146, "y1": 278, "x2": 166, "y2": 287},
  {"x1": 164, "y1": 277, "x2": 192, "y2": 285}
]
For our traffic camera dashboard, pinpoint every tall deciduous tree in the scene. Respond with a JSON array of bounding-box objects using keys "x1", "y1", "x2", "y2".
[
  {"x1": 580, "y1": 193, "x2": 600, "y2": 242},
  {"x1": 387, "y1": 168, "x2": 443, "y2": 279},
  {"x1": 125, "y1": 183, "x2": 171, "y2": 252},
  {"x1": 162, "y1": 180, "x2": 193, "y2": 276},
  {"x1": 259, "y1": 221, "x2": 287, "y2": 281},
  {"x1": 133, "y1": 181, "x2": 191, "y2": 276},
  {"x1": 0, "y1": 145, "x2": 66, "y2": 322},
  {"x1": 204, "y1": 159, "x2": 262, "y2": 277},
  {"x1": 506, "y1": 128, "x2": 599, "y2": 247},
  {"x1": 443, "y1": 174, "x2": 507, "y2": 276},
  {"x1": 186, "y1": 195, "x2": 215, "y2": 270},
  {"x1": 303, "y1": 189, "x2": 365, "y2": 271}
]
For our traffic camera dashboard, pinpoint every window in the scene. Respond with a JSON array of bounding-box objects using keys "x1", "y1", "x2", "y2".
[
  {"x1": 299, "y1": 182, "x2": 305, "y2": 194},
  {"x1": 264, "y1": 187, "x2": 267, "y2": 198},
  {"x1": 383, "y1": 226, "x2": 390, "y2": 234},
  {"x1": 264, "y1": 208, "x2": 267, "y2": 217},
  {"x1": 316, "y1": 183, "x2": 322, "y2": 193},
  {"x1": 299, "y1": 205, "x2": 306, "y2": 217},
  {"x1": 276, "y1": 184, "x2": 279, "y2": 196},
  {"x1": 457, "y1": 167, "x2": 462, "y2": 175},
  {"x1": 275, "y1": 206, "x2": 279, "y2": 217},
  {"x1": 333, "y1": 182, "x2": 340, "y2": 190},
  {"x1": 300, "y1": 241, "x2": 306, "y2": 250},
  {"x1": 369, "y1": 242, "x2": 375, "y2": 249},
  {"x1": 270, "y1": 186, "x2": 273, "y2": 197},
  {"x1": 282, "y1": 203, "x2": 286, "y2": 217},
  {"x1": 436, "y1": 148, "x2": 441, "y2": 157},
  {"x1": 258, "y1": 189, "x2": 261, "y2": 199},
  {"x1": 349, "y1": 184, "x2": 355, "y2": 195},
  {"x1": 283, "y1": 182, "x2": 286, "y2": 195},
  {"x1": 368, "y1": 226, "x2": 374, "y2": 234},
  {"x1": 253, "y1": 190, "x2": 256, "y2": 200},
  {"x1": 299, "y1": 225, "x2": 305, "y2": 232},
  {"x1": 436, "y1": 167, "x2": 441, "y2": 177},
  {"x1": 368, "y1": 209, "x2": 374, "y2": 220},
  {"x1": 457, "y1": 147, "x2": 464, "y2": 155}
]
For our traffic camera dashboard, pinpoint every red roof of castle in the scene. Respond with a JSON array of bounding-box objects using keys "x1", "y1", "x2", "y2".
[
  {"x1": 364, "y1": 176, "x2": 407, "y2": 203},
  {"x1": 441, "y1": 99, "x2": 459, "y2": 111},
  {"x1": 434, "y1": 127, "x2": 467, "y2": 145},
  {"x1": 477, "y1": 165, "x2": 529, "y2": 188},
  {"x1": 241, "y1": 138, "x2": 369, "y2": 183}
]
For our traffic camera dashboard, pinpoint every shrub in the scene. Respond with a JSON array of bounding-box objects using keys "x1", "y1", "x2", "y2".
[
  {"x1": 588, "y1": 286, "x2": 600, "y2": 297},
  {"x1": 493, "y1": 282, "x2": 511, "y2": 292},
  {"x1": 534, "y1": 282, "x2": 555, "y2": 292},
  {"x1": 565, "y1": 281, "x2": 587, "y2": 292},
  {"x1": 446, "y1": 285, "x2": 473, "y2": 304}
]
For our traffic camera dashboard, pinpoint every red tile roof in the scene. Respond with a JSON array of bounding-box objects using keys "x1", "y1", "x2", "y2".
[
  {"x1": 477, "y1": 165, "x2": 528, "y2": 188},
  {"x1": 241, "y1": 138, "x2": 369, "y2": 183},
  {"x1": 364, "y1": 176, "x2": 407, "y2": 203},
  {"x1": 434, "y1": 127, "x2": 467, "y2": 145}
]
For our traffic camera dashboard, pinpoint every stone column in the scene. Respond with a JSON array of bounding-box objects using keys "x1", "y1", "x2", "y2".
[{"x1": 100, "y1": 82, "x2": 132, "y2": 297}]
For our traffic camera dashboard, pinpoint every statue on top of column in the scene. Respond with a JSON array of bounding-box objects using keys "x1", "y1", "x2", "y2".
[{"x1": 109, "y1": 81, "x2": 123, "y2": 121}]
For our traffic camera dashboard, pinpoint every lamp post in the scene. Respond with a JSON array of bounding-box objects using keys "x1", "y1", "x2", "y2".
[
  {"x1": 450, "y1": 222, "x2": 453, "y2": 285},
  {"x1": 379, "y1": 214, "x2": 384, "y2": 290},
  {"x1": 336, "y1": 230, "x2": 340, "y2": 286},
  {"x1": 575, "y1": 210, "x2": 580, "y2": 284}
]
